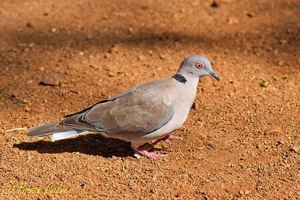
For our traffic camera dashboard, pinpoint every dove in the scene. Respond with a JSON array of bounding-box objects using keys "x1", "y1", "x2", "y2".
[{"x1": 27, "y1": 55, "x2": 220, "y2": 159}]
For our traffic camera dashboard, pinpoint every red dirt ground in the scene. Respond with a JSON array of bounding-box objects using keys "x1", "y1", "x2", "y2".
[{"x1": 0, "y1": 0, "x2": 299, "y2": 199}]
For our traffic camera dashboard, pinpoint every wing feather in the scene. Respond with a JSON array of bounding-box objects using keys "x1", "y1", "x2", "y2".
[{"x1": 59, "y1": 79, "x2": 175, "y2": 138}]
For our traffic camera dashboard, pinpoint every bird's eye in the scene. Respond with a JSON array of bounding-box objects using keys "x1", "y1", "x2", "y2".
[{"x1": 195, "y1": 62, "x2": 205, "y2": 70}]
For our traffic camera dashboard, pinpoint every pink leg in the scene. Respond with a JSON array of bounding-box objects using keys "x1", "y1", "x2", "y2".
[
  {"x1": 164, "y1": 135, "x2": 184, "y2": 144},
  {"x1": 152, "y1": 135, "x2": 183, "y2": 146},
  {"x1": 131, "y1": 144, "x2": 168, "y2": 159}
]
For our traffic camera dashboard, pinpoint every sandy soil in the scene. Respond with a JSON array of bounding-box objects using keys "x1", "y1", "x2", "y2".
[{"x1": 0, "y1": 0, "x2": 299, "y2": 199}]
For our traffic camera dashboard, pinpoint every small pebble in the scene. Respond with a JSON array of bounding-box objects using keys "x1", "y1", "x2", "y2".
[
  {"x1": 246, "y1": 11, "x2": 255, "y2": 17},
  {"x1": 277, "y1": 60, "x2": 284, "y2": 66},
  {"x1": 51, "y1": 27, "x2": 57, "y2": 33},
  {"x1": 26, "y1": 22, "x2": 33, "y2": 28},
  {"x1": 104, "y1": 53, "x2": 111, "y2": 59},
  {"x1": 228, "y1": 17, "x2": 239, "y2": 25},
  {"x1": 291, "y1": 146, "x2": 300, "y2": 153},
  {"x1": 159, "y1": 54, "x2": 167, "y2": 60},
  {"x1": 280, "y1": 40, "x2": 287, "y2": 45},
  {"x1": 244, "y1": 190, "x2": 251, "y2": 195},
  {"x1": 137, "y1": 55, "x2": 146, "y2": 61},
  {"x1": 149, "y1": 50, "x2": 153, "y2": 56},
  {"x1": 25, "y1": 106, "x2": 31, "y2": 112},
  {"x1": 39, "y1": 73, "x2": 60, "y2": 86},
  {"x1": 211, "y1": 0, "x2": 218, "y2": 7},
  {"x1": 109, "y1": 45, "x2": 119, "y2": 54},
  {"x1": 192, "y1": 102, "x2": 199, "y2": 110},
  {"x1": 128, "y1": 27, "x2": 133, "y2": 34},
  {"x1": 265, "y1": 126, "x2": 283, "y2": 135}
]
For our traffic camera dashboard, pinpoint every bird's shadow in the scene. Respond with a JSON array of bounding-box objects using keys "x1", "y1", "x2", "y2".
[{"x1": 13, "y1": 134, "x2": 135, "y2": 158}]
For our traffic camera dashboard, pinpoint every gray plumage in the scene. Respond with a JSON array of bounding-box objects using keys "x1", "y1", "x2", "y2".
[{"x1": 27, "y1": 54, "x2": 220, "y2": 159}]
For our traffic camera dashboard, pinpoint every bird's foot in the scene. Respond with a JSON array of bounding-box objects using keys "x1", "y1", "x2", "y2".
[
  {"x1": 132, "y1": 144, "x2": 168, "y2": 160},
  {"x1": 131, "y1": 135, "x2": 183, "y2": 159}
]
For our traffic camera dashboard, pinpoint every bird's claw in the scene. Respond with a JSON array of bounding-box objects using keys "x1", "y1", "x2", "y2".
[
  {"x1": 132, "y1": 145, "x2": 168, "y2": 160},
  {"x1": 131, "y1": 135, "x2": 183, "y2": 159}
]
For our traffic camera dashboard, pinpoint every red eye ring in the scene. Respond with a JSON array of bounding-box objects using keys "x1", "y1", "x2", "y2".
[{"x1": 195, "y1": 62, "x2": 205, "y2": 69}]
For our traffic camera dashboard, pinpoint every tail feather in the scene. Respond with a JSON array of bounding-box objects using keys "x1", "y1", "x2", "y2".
[
  {"x1": 27, "y1": 122, "x2": 62, "y2": 137},
  {"x1": 51, "y1": 130, "x2": 86, "y2": 141},
  {"x1": 27, "y1": 122, "x2": 87, "y2": 141}
]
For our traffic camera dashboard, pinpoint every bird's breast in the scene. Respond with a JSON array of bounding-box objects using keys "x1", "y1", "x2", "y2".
[
  {"x1": 140, "y1": 79, "x2": 198, "y2": 141},
  {"x1": 172, "y1": 77, "x2": 199, "y2": 126}
]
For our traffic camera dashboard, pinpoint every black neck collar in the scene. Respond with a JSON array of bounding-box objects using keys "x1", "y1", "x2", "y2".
[{"x1": 172, "y1": 74, "x2": 187, "y2": 84}]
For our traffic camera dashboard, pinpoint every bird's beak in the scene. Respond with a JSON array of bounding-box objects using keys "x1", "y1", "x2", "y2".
[{"x1": 210, "y1": 71, "x2": 220, "y2": 81}]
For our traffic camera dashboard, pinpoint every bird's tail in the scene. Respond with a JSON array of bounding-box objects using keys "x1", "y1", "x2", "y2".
[{"x1": 27, "y1": 122, "x2": 87, "y2": 141}]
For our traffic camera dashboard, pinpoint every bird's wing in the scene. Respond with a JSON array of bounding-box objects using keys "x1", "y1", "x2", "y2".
[{"x1": 60, "y1": 79, "x2": 175, "y2": 135}]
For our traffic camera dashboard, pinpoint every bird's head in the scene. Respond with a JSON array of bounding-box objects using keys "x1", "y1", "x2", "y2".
[{"x1": 178, "y1": 55, "x2": 220, "y2": 81}]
